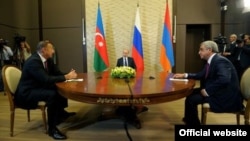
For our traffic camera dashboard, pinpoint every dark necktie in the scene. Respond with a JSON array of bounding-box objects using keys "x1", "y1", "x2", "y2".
[
  {"x1": 44, "y1": 61, "x2": 48, "y2": 71},
  {"x1": 205, "y1": 63, "x2": 210, "y2": 78}
]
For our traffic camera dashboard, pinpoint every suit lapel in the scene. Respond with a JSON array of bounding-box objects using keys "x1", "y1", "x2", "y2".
[{"x1": 207, "y1": 54, "x2": 219, "y2": 78}]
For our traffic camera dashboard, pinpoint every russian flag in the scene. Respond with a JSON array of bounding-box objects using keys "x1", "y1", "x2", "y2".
[
  {"x1": 160, "y1": 1, "x2": 174, "y2": 72},
  {"x1": 132, "y1": 5, "x2": 144, "y2": 72}
]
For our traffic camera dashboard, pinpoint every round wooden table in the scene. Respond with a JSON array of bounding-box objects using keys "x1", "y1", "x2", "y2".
[
  {"x1": 56, "y1": 71, "x2": 195, "y2": 106},
  {"x1": 56, "y1": 71, "x2": 195, "y2": 129}
]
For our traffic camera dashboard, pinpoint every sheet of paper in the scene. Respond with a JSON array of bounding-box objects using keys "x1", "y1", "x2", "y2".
[
  {"x1": 66, "y1": 78, "x2": 84, "y2": 82},
  {"x1": 169, "y1": 78, "x2": 188, "y2": 82}
]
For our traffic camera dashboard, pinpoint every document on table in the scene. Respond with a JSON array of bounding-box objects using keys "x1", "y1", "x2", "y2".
[
  {"x1": 66, "y1": 78, "x2": 84, "y2": 82},
  {"x1": 169, "y1": 78, "x2": 188, "y2": 82}
]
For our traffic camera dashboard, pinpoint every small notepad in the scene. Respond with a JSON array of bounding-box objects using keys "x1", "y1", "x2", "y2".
[
  {"x1": 169, "y1": 78, "x2": 188, "y2": 82},
  {"x1": 66, "y1": 78, "x2": 84, "y2": 82}
]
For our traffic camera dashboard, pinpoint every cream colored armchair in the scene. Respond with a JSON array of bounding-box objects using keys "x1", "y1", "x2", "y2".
[
  {"x1": 201, "y1": 67, "x2": 250, "y2": 125},
  {"x1": 2, "y1": 65, "x2": 47, "y2": 136},
  {"x1": 240, "y1": 67, "x2": 250, "y2": 125}
]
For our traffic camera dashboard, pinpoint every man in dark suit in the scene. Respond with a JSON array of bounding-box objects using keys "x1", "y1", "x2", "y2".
[
  {"x1": 115, "y1": 49, "x2": 147, "y2": 128},
  {"x1": 116, "y1": 49, "x2": 136, "y2": 69},
  {"x1": 15, "y1": 40, "x2": 77, "y2": 139},
  {"x1": 173, "y1": 40, "x2": 244, "y2": 125},
  {"x1": 222, "y1": 34, "x2": 237, "y2": 63},
  {"x1": 233, "y1": 35, "x2": 250, "y2": 81}
]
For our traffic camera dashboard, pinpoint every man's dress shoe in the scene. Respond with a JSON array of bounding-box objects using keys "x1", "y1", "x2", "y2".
[
  {"x1": 48, "y1": 128, "x2": 67, "y2": 140},
  {"x1": 182, "y1": 117, "x2": 186, "y2": 124},
  {"x1": 131, "y1": 117, "x2": 142, "y2": 129},
  {"x1": 182, "y1": 117, "x2": 200, "y2": 125}
]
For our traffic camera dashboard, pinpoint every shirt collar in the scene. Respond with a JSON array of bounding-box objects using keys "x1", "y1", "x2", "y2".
[
  {"x1": 207, "y1": 53, "x2": 216, "y2": 64},
  {"x1": 37, "y1": 51, "x2": 46, "y2": 63}
]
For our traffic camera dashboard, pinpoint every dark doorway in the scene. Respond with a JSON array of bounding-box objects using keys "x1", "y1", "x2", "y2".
[{"x1": 185, "y1": 24, "x2": 211, "y2": 73}]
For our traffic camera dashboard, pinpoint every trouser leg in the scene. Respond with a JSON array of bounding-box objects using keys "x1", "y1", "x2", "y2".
[
  {"x1": 30, "y1": 89, "x2": 68, "y2": 130},
  {"x1": 184, "y1": 93, "x2": 206, "y2": 125}
]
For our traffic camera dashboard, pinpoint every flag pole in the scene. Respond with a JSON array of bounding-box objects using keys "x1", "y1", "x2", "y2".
[{"x1": 94, "y1": 1, "x2": 109, "y2": 72}]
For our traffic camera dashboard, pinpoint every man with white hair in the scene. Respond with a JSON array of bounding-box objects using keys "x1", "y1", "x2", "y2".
[
  {"x1": 173, "y1": 40, "x2": 244, "y2": 125},
  {"x1": 222, "y1": 33, "x2": 237, "y2": 62}
]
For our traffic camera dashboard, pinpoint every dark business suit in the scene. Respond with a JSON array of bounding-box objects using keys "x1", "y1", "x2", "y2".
[
  {"x1": 15, "y1": 52, "x2": 67, "y2": 130},
  {"x1": 225, "y1": 42, "x2": 237, "y2": 62},
  {"x1": 116, "y1": 57, "x2": 136, "y2": 69},
  {"x1": 233, "y1": 44, "x2": 250, "y2": 80},
  {"x1": 184, "y1": 54, "x2": 243, "y2": 125}
]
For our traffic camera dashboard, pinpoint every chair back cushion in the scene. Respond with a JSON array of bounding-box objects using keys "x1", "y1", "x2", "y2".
[
  {"x1": 241, "y1": 67, "x2": 250, "y2": 99},
  {"x1": 4, "y1": 66, "x2": 22, "y2": 94}
]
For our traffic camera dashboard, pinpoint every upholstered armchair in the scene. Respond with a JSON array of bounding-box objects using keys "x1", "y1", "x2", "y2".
[
  {"x1": 2, "y1": 65, "x2": 47, "y2": 136},
  {"x1": 201, "y1": 67, "x2": 250, "y2": 125}
]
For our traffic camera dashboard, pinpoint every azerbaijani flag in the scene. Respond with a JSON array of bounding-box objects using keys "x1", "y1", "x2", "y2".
[
  {"x1": 160, "y1": 1, "x2": 174, "y2": 72},
  {"x1": 132, "y1": 5, "x2": 144, "y2": 72},
  {"x1": 94, "y1": 3, "x2": 109, "y2": 72}
]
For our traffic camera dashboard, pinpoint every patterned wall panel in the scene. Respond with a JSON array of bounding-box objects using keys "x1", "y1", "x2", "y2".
[{"x1": 86, "y1": 0, "x2": 173, "y2": 72}]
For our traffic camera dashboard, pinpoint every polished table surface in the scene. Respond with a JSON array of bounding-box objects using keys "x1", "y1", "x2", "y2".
[{"x1": 56, "y1": 71, "x2": 195, "y2": 106}]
